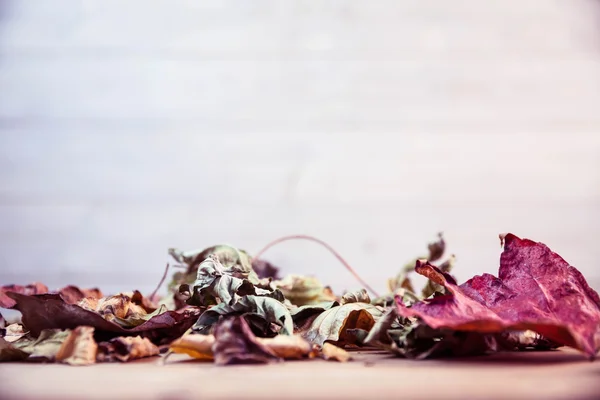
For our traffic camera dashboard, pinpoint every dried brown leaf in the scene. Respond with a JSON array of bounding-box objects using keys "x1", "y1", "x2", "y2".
[
  {"x1": 256, "y1": 334, "x2": 312, "y2": 359},
  {"x1": 7, "y1": 292, "x2": 200, "y2": 345}
]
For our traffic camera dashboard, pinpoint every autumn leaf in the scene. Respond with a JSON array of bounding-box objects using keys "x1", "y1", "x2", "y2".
[
  {"x1": 272, "y1": 274, "x2": 336, "y2": 306},
  {"x1": 56, "y1": 286, "x2": 103, "y2": 305},
  {"x1": 97, "y1": 336, "x2": 159, "y2": 362},
  {"x1": 0, "y1": 337, "x2": 29, "y2": 361},
  {"x1": 0, "y1": 283, "x2": 48, "y2": 308},
  {"x1": 78, "y1": 291, "x2": 161, "y2": 328},
  {"x1": 255, "y1": 334, "x2": 313, "y2": 359},
  {"x1": 301, "y1": 303, "x2": 384, "y2": 347},
  {"x1": 1, "y1": 283, "x2": 103, "y2": 308},
  {"x1": 340, "y1": 288, "x2": 370, "y2": 305},
  {"x1": 396, "y1": 234, "x2": 600, "y2": 358},
  {"x1": 251, "y1": 259, "x2": 280, "y2": 280},
  {"x1": 55, "y1": 326, "x2": 97, "y2": 366},
  {"x1": 169, "y1": 333, "x2": 215, "y2": 361},
  {"x1": 212, "y1": 316, "x2": 281, "y2": 365}
]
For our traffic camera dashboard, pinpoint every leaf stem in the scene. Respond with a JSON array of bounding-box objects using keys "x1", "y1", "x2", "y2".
[
  {"x1": 150, "y1": 263, "x2": 170, "y2": 301},
  {"x1": 253, "y1": 234, "x2": 380, "y2": 298}
]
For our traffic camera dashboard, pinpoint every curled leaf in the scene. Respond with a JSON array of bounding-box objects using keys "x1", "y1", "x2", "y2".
[
  {"x1": 97, "y1": 336, "x2": 159, "y2": 362},
  {"x1": 56, "y1": 326, "x2": 97, "y2": 366}
]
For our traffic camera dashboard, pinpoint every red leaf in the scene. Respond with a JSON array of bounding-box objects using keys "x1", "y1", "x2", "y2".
[
  {"x1": 396, "y1": 233, "x2": 600, "y2": 358},
  {"x1": 0, "y1": 283, "x2": 49, "y2": 308}
]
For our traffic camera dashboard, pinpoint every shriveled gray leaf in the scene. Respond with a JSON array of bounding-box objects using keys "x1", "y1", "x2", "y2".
[
  {"x1": 193, "y1": 295, "x2": 294, "y2": 336},
  {"x1": 365, "y1": 308, "x2": 497, "y2": 359}
]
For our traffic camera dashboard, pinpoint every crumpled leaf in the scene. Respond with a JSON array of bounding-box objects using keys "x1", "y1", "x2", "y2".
[
  {"x1": 182, "y1": 256, "x2": 275, "y2": 308},
  {"x1": 193, "y1": 295, "x2": 293, "y2": 336},
  {"x1": 396, "y1": 233, "x2": 600, "y2": 358},
  {"x1": 167, "y1": 245, "x2": 261, "y2": 310},
  {"x1": 302, "y1": 303, "x2": 384, "y2": 347},
  {"x1": 55, "y1": 326, "x2": 97, "y2": 365},
  {"x1": 7, "y1": 292, "x2": 200, "y2": 345},
  {"x1": 271, "y1": 274, "x2": 336, "y2": 306},
  {"x1": 97, "y1": 336, "x2": 159, "y2": 362},
  {"x1": 341, "y1": 289, "x2": 370, "y2": 305},
  {"x1": 320, "y1": 342, "x2": 351, "y2": 362},
  {"x1": 212, "y1": 316, "x2": 281, "y2": 365},
  {"x1": 78, "y1": 291, "x2": 164, "y2": 329}
]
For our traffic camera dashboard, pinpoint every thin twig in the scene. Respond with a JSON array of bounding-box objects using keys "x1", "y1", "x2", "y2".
[
  {"x1": 253, "y1": 234, "x2": 380, "y2": 298},
  {"x1": 150, "y1": 263, "x2": 170, "y2": 301}
]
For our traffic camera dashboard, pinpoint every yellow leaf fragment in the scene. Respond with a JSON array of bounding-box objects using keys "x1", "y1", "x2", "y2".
[
  {"x1": 56, "y1": 326, "x2": 97, "y2": 366},
  {"x1": 169, "y1": 334, "x2": 215, "y2": 360},
  {"x1": 321, "y1": 343, "x2": 351, "y2": 362},
  {"x1": 256, "y1": 335, "x2": 312, "y2": 359}
]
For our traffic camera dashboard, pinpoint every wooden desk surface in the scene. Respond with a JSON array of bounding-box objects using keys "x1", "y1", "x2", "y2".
[{"x1": 1, "y1": 349, "x2": 599, "y2": 400}]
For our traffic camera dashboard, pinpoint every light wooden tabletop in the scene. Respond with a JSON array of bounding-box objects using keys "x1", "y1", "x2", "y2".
[{"x1": 1, "y1": 349, "x2": 599, "y2": 400}]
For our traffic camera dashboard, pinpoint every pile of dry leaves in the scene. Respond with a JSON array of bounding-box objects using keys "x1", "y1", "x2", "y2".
[{"x1": 1, "y1": 232, "x2": 599, "y2": 366}]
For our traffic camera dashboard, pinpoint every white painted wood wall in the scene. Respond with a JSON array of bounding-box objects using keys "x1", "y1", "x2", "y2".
[{"x1": 1, "y1": 0, "x2": 599, "y2": 296}]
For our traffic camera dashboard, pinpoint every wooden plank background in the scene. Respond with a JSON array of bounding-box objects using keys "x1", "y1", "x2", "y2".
[{"x1": 1, "y1": 0, "x2": 599, "y2": 296}]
